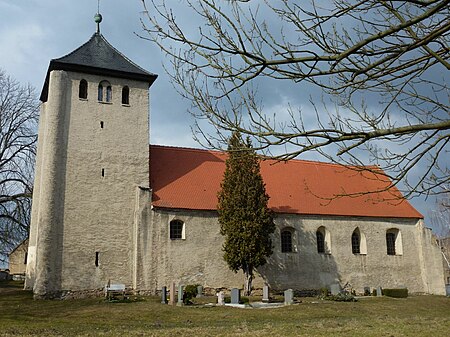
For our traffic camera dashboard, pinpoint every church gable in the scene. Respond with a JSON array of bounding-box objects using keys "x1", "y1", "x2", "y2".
[{"x1": 149, "y1": 145, "x2": 422, "y2": 219}]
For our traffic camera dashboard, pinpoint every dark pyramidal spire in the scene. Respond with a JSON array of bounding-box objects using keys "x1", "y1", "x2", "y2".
[{"x1": 40, "y1": 5, "x2": 157, "y2": 102}]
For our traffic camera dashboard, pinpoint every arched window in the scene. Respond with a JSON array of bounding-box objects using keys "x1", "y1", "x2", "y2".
[
  {"x1": 79, "y1": 79, "x2": 88, "y2": 99},
  {"x1": 281, "y1": 230, "x2": 293, "y2": 253},
  {"x1": 351, "y1": 227, "x2": 367, "y2": 255},
  {"x1": 170, "y1": 219, "x2": 185, "y2": 240},
  {"x1": 386, "y1": 228, "x2": 403, "y2": 256},
  {"x1": 122, "y1": 86, "x2": 130, "y2": 105},
  {"x1": 316, "y1": 226, "x2": 331, "y2": 254},
  {"x1": 386, "y1": 232, "x2": 396, "y2": 255},
  {"x1": 106, "y1": 85, "x2": 112, "y2": 102},
  {"x1": 316, "y1": 230, "x2": 325, "y2": 253},
  {"x1": 352, "y1": 230, "x2": 360, "y2": 254},
  {"x1": 98, "y1": 80, "x2": 112, "y2": 102},
  {"x1": 98, "y1": 83, "x2": 103, "y2": 101}
]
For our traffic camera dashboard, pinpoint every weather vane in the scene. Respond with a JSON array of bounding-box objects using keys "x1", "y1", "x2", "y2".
[{"x1": 94, "y1": 0, "x2": 102, "y2": 34}]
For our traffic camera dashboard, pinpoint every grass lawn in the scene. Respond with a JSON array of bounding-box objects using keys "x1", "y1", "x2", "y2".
[{"x1": 0, "y1": 281, "x2": 448, "y2": 336}]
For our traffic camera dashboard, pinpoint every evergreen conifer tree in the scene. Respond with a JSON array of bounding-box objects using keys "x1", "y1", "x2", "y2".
[{"x1": 218, "y1": 131, "x2": 275, "y2": 295}]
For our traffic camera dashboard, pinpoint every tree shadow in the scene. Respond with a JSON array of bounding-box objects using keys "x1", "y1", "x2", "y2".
[{"x1": 258, "y1": 213, "x2": 341, "y2": 292}]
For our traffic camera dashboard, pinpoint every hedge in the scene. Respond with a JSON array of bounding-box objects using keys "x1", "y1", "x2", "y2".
[{"x1": 382, "y1": 288, "x2": 408, "y2": 298}]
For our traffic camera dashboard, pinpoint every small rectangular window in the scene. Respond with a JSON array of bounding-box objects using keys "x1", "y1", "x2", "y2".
[
  {"x1": 100, "y1": 121, "x2": 104, "y2": 129},
  {"x1": 95, "y1": 252, "x2": 99, "y2": 267},
  {"x1": 101, "y1": 168, "x2": 105, "y2": 177}
]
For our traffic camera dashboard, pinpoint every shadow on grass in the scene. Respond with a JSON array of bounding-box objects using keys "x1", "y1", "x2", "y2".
[{"x1": 0, "y1": 280, "x2": 25, "y2": 289}]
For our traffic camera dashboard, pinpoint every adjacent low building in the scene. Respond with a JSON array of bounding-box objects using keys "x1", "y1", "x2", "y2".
[{"x1": 8, "y1": 239, "x2": 28, "y2": 279}]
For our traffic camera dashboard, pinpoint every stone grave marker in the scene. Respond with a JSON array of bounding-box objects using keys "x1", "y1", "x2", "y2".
[
  {"x1": 262, "y1": 285, "x2": 270, "y2": 303},
  {"x1": 284, "y1": 289, "x2": 294, "y2": 305},
  {"x1": 169, "y1": 282, "x2": 176, "y2": 305},
  {"x1": 161, "y1": 286, "x2": 167, "y2": 304},
  {"x1": 330, "y1": 284, "x2": 341, "y2": 295},
  {"x1": 231, "y1": 288, "x2": 240, "y2": 304},
  {"x1": 217, "y1": 291, "x2": 225, "y2": 305},
  {"x1": 196, "y1": 285, "x2": 203, "y2": 298},
  {"x1": 377, "y1": 287, "x2": 383, "y2": 297},
  {"x1": 177, "y1": 285, "x2": 184, "y2": 306}
]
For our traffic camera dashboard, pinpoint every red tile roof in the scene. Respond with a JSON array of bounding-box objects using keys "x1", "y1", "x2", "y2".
[{"x1": 150, "y1": 145, "x2": 423, "y2": 219}]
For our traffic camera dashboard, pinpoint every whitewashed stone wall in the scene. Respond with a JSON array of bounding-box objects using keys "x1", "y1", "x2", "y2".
[
  {"x1": 26, "y1": 70, "x2": 150, "y2": 296},
  {"x1": 140, "y1": 208, "x2": 445, "y2": 295},
  {"x1": 136, "y1": 205, "x2": 257, "y2": 291}
]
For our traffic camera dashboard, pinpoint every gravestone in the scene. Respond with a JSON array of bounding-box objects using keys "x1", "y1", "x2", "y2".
[
  {"x1": 177, "y1": 285, "x2": 184, "y2": 306},
  {"x1": 262, "y1": 285, "x2": 270, "y2": 303},
  {"x1": 330, "y1": 284, "x2": 341, "y2": 295},
  {"x1": 377, "y1": 287, "x2": 383, "y2": 297},
  {"x1": 284, "y1": 289, "x2": 294, "y2": 305},
  {"x1": 161, "y1": 286, "x2": 167, "y2": 304},
  {"x1": 217, "y1": 291, "x2": 225, "y2": 305},
  {"x1": 169, "y1": 282, "x2": 176, "y2": 305},
  {"x1": 196, "y1": 285, "x2": 203, "y2": 298},
  {"x1": 231, "y1": 288, "x2": 240, "y2": 304}
]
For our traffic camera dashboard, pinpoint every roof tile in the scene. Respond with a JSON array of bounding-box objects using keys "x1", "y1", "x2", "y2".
[{"x1": 150, "y1": 145, "x2": 422, "y2": 219}]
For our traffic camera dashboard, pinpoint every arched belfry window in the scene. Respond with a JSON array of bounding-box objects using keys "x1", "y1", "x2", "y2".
[
  {"x1": 106, "y1": 85, "x2": 112, "y2": 102},
  {"x1": 98, "y1": 80, "x2": 112, "y2": 103},
  {"x1": 281, "y1": 229, "x2": 293, "y2": 253},
  {"x1": 122, "y1": 86, "x2": 130, "y2": 105},
  {"x1": 98, "y1": 83, "x2": 103, "y2": 101},
  {"x1": 79, "y1": 79, "x2": 88, "y2": 99}
]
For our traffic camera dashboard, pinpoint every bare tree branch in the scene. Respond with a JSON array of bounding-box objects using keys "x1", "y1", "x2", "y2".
[
  {"x1": 140, "y1": 0, "x2": 449, "y2": 199},
  {"x1": 0, "y1": 69, "x2": 38, "y2": 263}
]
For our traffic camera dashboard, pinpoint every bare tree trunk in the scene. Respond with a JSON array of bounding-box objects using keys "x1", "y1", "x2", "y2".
[{"x1": 243, "y1": 265, "x2": 254, "y2": 296}]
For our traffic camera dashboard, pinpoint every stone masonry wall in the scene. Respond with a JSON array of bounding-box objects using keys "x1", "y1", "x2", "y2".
[
  {"x1": 27, "y1": 70, "x2": 150, "y2": 296},
  {"x1": 142, "y1": 208, "x2": 445, "y2": 295}
]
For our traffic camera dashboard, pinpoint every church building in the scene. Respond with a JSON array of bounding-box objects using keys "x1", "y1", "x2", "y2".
[{"x1": 25, "y1": 16, "x2": 445, "y2": 298}]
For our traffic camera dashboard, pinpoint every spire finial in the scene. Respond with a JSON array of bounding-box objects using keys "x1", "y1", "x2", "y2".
[{"x1": 94, "y1": 0, "x2": 102, "y2": 34}]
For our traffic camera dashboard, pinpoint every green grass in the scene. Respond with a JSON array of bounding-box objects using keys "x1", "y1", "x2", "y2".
[{"x1": 0, "y1": 281, "x2": 449, "y2": 336}]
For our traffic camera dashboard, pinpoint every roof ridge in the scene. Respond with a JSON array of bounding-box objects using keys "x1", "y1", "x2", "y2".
[
  {"x1": 149, "y1": 144, "x2": 380, "y2": 170},
  {"x1": 150, "y1": 144, "x2": 223, "y2": 154}
]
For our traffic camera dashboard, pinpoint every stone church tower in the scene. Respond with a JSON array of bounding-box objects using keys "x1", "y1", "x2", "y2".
[{"x1": 25, "y1": 16, "x2": 157, "y2": 298}]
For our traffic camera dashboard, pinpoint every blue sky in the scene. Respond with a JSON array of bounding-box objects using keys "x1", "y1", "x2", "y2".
[{"x1": 0, "y1": 0, "x2": 444, "y2": 231}]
